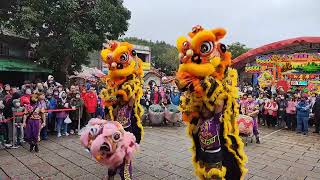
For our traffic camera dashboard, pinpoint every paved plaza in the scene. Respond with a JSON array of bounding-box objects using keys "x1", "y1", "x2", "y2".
[{"x1": 1, "y1": 126, "x2": 320, "y2": 180}]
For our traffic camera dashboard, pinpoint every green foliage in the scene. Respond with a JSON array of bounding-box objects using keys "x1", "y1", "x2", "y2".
[
  {"x1": 149, "y1": 104, "x2": 164, "y2": 112},
  {"x1": 294, "y1": 63, "x2": 320, "y2": 73},
  {"x1": 122, "y1": 37, "x2": 179, "y2": 75},
  {"x1": 227, "y1": 42, "x2": 251, "y2": 59},
  {"x1": 3, "y1": 0, "x2": 131, "y2": 76}
]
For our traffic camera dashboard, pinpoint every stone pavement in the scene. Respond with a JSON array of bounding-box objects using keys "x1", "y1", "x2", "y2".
[{"x1": 1, "y1": 126, "x2": 320, "y2": 180}]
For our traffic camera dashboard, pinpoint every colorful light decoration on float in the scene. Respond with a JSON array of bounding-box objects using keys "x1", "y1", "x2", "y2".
[{"x1": 245, "y1": 65, "x2": 261, "y2": 73}]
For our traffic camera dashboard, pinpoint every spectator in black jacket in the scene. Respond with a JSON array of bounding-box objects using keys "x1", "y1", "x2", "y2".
[
  {"x1": 312, "y1": 95, "x2": 320, "y2": 134},
  {"x1": 4, "y1": 92, "x2": 21, "y2": 147}
]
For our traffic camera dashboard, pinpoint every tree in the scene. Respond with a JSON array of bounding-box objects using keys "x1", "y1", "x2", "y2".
[
  {"x1": 122, "y1": 37, "x2": 179, "y2": 75},
  {"x1": 157, "y1": 46, "x2": 179, "y2": 75},
  {"x1": 3, "y1": 0, "x2": 131, "y2": 79},
  {"x1": 227, "y1": 42, "x2": 250, "y2": 60}
]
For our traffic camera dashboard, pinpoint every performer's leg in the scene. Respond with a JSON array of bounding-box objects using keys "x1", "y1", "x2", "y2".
[
  {"x1": 32, "y1": 120, "x2": 40, "y2": 152},
  {"x1": 119, "y1": 161, "x2": 132, "y2": 180},
  {"x1": 107, "y1": 169, "x2": 117, "y2": 180},
  {"x1": 130, "y1": 113, "x2": 141, "y2": 144},
  {"x1": 253, "y1": 118, "x2": 260, "y2": 144}
]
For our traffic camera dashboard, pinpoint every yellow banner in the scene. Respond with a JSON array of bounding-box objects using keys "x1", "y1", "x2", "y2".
[{"x1": 142, "y1": 62, "x2": 151, "y2": 70}]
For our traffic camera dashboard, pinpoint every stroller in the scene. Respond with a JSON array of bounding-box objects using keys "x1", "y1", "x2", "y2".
[
  {"x1": 164, "y1": 104, "x2": 181, "y2": 126},
  {"x1": 237, "y1": 114, "x2": 254, "y2": 146},
  {"x1": 148, "y1": 105, "x2": 164, "y2": 126}
]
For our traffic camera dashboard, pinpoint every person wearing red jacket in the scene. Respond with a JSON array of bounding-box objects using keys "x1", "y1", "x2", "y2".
[{"x1": 83, "y1": 87, "x2": 98, "y2": 123}]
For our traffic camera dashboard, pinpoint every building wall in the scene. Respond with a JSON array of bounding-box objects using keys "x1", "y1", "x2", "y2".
[
  {"x1": 0, "y1": 35, "x2": 28, "y2": 59},
  {"x1": 143, "y1": 73, "x2": 161, "y2": 87},
  {"x1": 87, "y1": 50, "x2": 102, "y2": 69}
]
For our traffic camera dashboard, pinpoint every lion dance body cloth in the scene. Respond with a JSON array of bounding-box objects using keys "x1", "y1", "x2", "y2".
[
  {"x1": 175, "y1": 25, "x2": 248, "y2": 180},
  {"x1": 100, "y1": 41, "x2": 144, "y2": 144},
  {"x1": 80, "y1": 41, "x2": 144, "y2": 180},
  {"x1": 80, "y1": 119, "x2": 138, "y2": 180}
]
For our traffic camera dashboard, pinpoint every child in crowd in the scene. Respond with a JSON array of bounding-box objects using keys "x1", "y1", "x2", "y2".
[
  {"x1": 23, "y1": 95, "x2": 46, "y2": 152},
  {"x1": 56, "y1": 91, "x2": 69, "y2": 137},
  {"x1": 70, "y1": 92, "x2": 84, "y2": 134},
  {"x1": 12, "y1": 99, "x2": 25, "y2": 146}
]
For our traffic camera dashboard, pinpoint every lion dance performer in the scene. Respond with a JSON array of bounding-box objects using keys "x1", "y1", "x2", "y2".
[
  {"x1": 99, "y1": 41, "x2": 144, "y2": 179},
  {"x1": 175, "y1": 25, "x2": 247, "y2": 180}
]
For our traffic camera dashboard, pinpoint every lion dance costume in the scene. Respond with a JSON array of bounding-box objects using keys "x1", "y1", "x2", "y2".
[
  {"x1": 175, "y1": 25, "x2": 247, "y2": 180},
  {"x1": 80, "y1": 119, "x2": 138, "y2": 180},
  {"x1": 80, "y1": 41, "x2": 144, "y2": 180}
]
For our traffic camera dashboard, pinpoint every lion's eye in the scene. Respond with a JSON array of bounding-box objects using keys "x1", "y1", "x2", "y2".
[
  {"x1": 112, "y1": 131, "x2": 121, "y2": 142},
  {"x1": 200, "y1": 41, "x2": 214, "y2": 54},
  {"x1": 120, "y1": 53, "x2": 129, "y2": 62},
  {"x1": 219, "y1": 43, "x2": 227, "y2": 53},
  {"x1": 89, "y1": 128, "x2": 98, "y2": 136}
]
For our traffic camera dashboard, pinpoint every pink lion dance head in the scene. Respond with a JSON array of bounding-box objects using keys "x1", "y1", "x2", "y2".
[{"x1": 80, "y1": 119, "x2": 138, "y2": 169}]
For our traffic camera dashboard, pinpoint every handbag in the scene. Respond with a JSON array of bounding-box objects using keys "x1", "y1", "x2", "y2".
[{"x1": 64, "y1": 115, "x2": 72, "y2": 124}]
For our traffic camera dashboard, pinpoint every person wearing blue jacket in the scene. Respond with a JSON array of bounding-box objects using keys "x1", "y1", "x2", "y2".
[
  {"x1": 296, "y1": 95, "x2": 311, "y2": 135},
  {"x1": 170, "y1": 88, "x2": 181, "y2": 106},
  {"x1": 47, "y1": 92, "x2": 57, "y2": 133}
]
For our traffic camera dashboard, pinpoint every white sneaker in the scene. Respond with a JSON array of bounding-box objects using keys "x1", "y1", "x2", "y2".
[
  {"x1": 4, "y1": 143, "x2": 12, "y2": 148},
  {"x1": 11, "y1": 145, "x2": 19, "y2": 149},
  {"x1": 70, "y1": 130, "x2": 74, "y2": 135},
  {"x1": 65, "y1": 132, "x2": 69, "y2": 136},
  {"x1": 57, "y1": 133, "x2": 62, "y2": 138}
]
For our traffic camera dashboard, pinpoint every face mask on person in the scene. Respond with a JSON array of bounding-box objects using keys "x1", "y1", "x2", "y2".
[
  {"x1": 281, "y1": 97, "x2": 285, "y2": 100},
  {"x1": 76, "y1": 94, "x2": 81, "y2": 99},
  {"x1": 26, "y1": 89, "x2": 32, "y2": 95},
  {"x1": 54, "y1": 92, "x2": 59, "y2": 96},
  {"x1": 39, "y1": 95, "x2": 46, "y2": 100},
  {"x1": 61, "y1": 94, "x2": 67, "y2": 98}
]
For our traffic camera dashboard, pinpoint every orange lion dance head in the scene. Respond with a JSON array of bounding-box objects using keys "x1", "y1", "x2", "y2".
[
  {"x1": 176, "y1": 25, "x2": 232, "y2": 81},
  {"x1": 101, "y1": 41, "x2": 143, "y2": 80}
]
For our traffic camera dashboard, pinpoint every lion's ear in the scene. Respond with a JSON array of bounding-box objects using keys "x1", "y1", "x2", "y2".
[
  {"x1": 176, "y1": 36, "x2": 188, "y2": 52},
  {"x1": 188, "y1": 32, "x2": 196, "y2": 38},
  {"x1": 212, "y1": 28, "x2": 226, "y2": 41},
  {"x1": 100, "y1": 49, "x2": 110, "y2": 62}
]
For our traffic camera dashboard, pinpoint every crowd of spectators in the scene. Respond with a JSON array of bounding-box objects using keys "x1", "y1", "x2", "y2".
[
  {"x1": 0, "y1": 75, "x2": 103, "y2": 149},
  {"x1": 239, "y1": 83, "x2": 320, "y2": 136}
]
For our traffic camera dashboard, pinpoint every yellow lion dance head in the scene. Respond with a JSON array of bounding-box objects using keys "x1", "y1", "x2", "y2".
[
  {"x1": 101, "y1": 41, "x2": 143, "y2": 80},
  {"x1": 176, "y1": 25, "x2": 232, "y2": 80},
  {"x1": 258, "y1": 71, "x2": 273, "y2": 89}
]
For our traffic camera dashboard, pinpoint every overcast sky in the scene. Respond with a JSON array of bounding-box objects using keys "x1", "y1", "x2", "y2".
[{"x1": 123, "y1": 0, "x2": 320, "y2": 48}]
